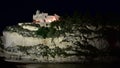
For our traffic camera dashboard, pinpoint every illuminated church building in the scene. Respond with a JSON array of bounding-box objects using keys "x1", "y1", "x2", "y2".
[
  {"x1": 18, "y1": 10, "x2": 60, "y2": 31},
  {"x1": 33, "y1": 10, "x2": 60, "y2": 24}
]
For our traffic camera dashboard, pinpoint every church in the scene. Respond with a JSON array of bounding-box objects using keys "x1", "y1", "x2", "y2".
[{"x1": 33, "y1": 10, "x2": 60, "y2": 24}]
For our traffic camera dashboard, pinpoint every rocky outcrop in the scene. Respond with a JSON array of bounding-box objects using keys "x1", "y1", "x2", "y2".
[
  {"x1": 3, "y1": 25, "x2": 109, "y2": 50},
  {"x1": 1, "y1": 22, "x2": 120, "y2": 63}
]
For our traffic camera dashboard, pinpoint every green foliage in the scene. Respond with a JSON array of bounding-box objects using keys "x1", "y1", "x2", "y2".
[
  {"x1": 16, "y1": 44, "x2": 67, "y2": 58},
  {"x1": 36, "y1": 27, "x2": 59, "y2": 38},
  {"x1": 36, "y1": 27, "x2": 49, "y2": 38},
  {"x1": 47, "y1": 27, "x2": 57, "y2": 37},
  {"x1": 17, "y1": 45, "x2": 32, "y2": 55},
  {"x1": 79, "y1": 29, "x2": 91, "y2": 34}
]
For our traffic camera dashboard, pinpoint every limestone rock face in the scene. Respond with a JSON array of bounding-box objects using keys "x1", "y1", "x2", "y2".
[
  {"x1": 2, "y1": 24, "x2": 110, "y2": 49},
  {"x1": 3, "y1": 32, "x2": 40, "y2": 47},
  {"x1": 2, "y1": 23, "x2": 117, "y2": 63},
  {"x1": 3, "y1": 28, "x2": 109, "y2": 50},
  {"x1": 3, "y1": 32, "x2": 68, "y2": 48}
]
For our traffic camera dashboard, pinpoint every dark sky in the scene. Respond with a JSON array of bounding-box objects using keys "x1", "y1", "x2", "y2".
[{"x1": 0, "y1": 0, "x2": 120, "y2": 32}]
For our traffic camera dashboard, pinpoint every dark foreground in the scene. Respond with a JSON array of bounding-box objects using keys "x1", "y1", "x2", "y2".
[{"x1": 0, "y1": 57, "x2": 120, "y2": 68}]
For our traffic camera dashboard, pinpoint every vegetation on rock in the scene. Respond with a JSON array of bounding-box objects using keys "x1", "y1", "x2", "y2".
[{"x1": 2, "y1": 13, "x2": 120, "y2": 63}]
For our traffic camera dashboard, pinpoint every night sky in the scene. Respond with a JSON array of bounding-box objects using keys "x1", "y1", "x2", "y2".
[{"x1": 0, "y1": 0, "x2": 120, "y2": 33}]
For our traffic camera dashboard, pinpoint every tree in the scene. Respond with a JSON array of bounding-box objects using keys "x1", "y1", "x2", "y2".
[{"x1": 36, "y1": 27, "x2": 49, "y2": 38}]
